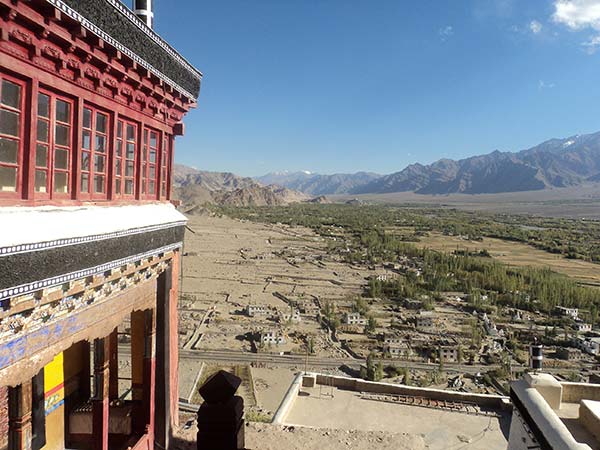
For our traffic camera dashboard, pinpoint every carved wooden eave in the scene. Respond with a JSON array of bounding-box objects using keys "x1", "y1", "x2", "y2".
[{"x1": 0, "y1": 0, "x2": 199, "y2": 124}]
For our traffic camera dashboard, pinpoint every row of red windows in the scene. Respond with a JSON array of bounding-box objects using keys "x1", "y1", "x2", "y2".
[{"x1": 0, "y1": 73, "x2": 172, "y2": 202}]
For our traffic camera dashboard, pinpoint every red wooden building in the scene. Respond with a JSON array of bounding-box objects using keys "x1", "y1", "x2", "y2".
[{"x1": 0, "y1": 0, "x2": 201, "y2": 449}]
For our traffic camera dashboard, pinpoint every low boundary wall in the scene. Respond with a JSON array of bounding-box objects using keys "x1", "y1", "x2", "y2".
[{"x1": 271, "y1": 372, "x2": 511, "y2": 425}]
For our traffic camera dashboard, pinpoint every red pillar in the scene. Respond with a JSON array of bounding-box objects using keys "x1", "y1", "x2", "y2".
[
  {"x1": 92, "y1": 337, "x2": 110, "y2": 450},
  {"x1": 8, "y1": 381, "x2": 33, "y2": 450}
]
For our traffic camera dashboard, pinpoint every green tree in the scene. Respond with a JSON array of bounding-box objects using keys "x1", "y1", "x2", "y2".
[
  {"x1": 375, "y1": 362, "x2": 384, "y2": 382},
  {"x1": 365, "y1": 315, "x2": 378, "y2": 334}
]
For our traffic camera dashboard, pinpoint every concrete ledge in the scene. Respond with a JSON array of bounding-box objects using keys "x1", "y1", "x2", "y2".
[
  {"x1": 511, "y1": 380, "x2": 591, "y2": 450},
  {"x1": 272, "y1": 372, "x2": 303, "y2": 425},
  {"x1": 524, "y1": 373, "x2": 562, "y2": 410},
  {"x1": 580, "y1": 400, "x2": 600, "y2": 443}
]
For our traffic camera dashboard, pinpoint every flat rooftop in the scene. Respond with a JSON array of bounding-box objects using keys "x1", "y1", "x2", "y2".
[{"x1": 283, "y1": 386, "x2": 510, "y2": 450}]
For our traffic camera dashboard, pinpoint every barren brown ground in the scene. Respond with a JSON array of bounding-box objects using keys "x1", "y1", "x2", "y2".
[
  {"x1": 418, "y1": 232, "x2": 600, "y2": 285},
  {"x1": 332, "y1": 183, "x2": 600, "y2": 219}
]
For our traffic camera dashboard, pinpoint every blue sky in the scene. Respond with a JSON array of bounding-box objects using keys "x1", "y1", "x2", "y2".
[{"x1": 154, "y1": 0, "x2": 600, "y2": 176}]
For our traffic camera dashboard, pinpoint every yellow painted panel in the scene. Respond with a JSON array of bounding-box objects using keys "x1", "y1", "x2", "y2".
[
  {"x1": 44, "y1": 352, "x2": 64, "y2": 393},
  {"x1": 42, "y1": 353, "x2": 65, "y2": 450}
]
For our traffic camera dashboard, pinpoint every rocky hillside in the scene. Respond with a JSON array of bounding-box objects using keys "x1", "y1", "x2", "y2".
[{"x1": 173, "y1": 165, "x2": 307, "y2": 207}]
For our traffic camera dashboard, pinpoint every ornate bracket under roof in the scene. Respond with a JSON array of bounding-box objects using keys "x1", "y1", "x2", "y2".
[{"x1": 46, "y1": 0, "x2": 202, "y2": 101}]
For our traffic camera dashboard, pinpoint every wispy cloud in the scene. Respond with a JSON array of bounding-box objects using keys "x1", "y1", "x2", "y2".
[
  {"x1": 438, "y1": 25, "x2": 454, "y2": 42},
  {"x1": 538, "y1": 80, "x2": 556, "y2": 89},
  {"x1": 530, "y1": 20, "x2": 543, "y2": 34},
  {"x1": 552, "y1": 0, "x2": 600, "y2": 53},
  {"x1": 473, "y1": 0, "x2": 515, "y2": 20},
  {"x1": 582, "y1": 34, "x2": 600, "y2": 52}
]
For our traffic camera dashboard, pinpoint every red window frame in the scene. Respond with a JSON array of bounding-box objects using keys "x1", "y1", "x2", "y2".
[
  {"x1": 114, "y1": 119, "x2": 137, "y2": 199},
  {"x1": 160, "y1": 134, "x2": 171, "y2": 200},
  {"x1": 0, "y1": 74, "x2": 26, "y2": 199},
  {"x1": 80, "y1": 105, "x2": 110, "y2": 200},
  {"x1": 35, "y1": 89, "x2": 74, "y2": 199},
  {"x1": 141, "y1": 127, "x2": 159, "y2": 200}
]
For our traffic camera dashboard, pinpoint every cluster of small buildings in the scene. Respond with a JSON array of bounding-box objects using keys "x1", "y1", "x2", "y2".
[
  {"x1": 245, "y1": 304, "x2": 302, "y2": 324},
  {"x1": 260, "y1": 330, "x2": 286, "y2": 346},
  {"x1": 379, "y1": 332, "x2": 461, "y2": 363},
  {"x1": 344, "y1": 312, "x2": 368, "y2": 326},
  {"x1": 574, "y1": 336, "x2": 600, "y2": 356}
]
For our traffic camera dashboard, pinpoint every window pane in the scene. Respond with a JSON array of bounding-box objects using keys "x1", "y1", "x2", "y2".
[
  {"x1": 83, "y1": 108, "x2": 92, "y2": 129},
  {"x1": 149, "y1": 164, "x2": 156, "y2": 179},
  {"x1": 116, "y1": 140, "x2": 122, "y2": 157},
  {"x1": 94, "y1": 175, "x2": 105, "y2": 194},
  {"x1": 125, "y1": 161, "x2": 134, "y2": 177},
  {"x1": 126, "y1": 124, "x2": 135, "y2": 141},
  {"x1": 36, "y1": 144, "x2": 48, "y2": 167},
  {"x1": 117, "y1": 121, "x2": 123, "y2": 138},
  {"x1": 150, "y1": 149, "x2": 156, "y2": 163},
  {"x1": 142, "y1": 166, "x2": 147, "y2": 178},
  {"x1": 81, "y1": 173, "x2": 89, "y2": 193},
  {"x1": 55, "y1": 124, "x2": 70, "y2": 146},
  {"x1": 35, "y1": 170, "x2": 47, "y2": 193},
  {"x1": 96, "y1": 113, "x2": 107, "y2": 133},
  {"x1": 0, "y1": 137, "x2": 18, "y2": 164},
  {"x1": 82, "y1": 130, "x2": 91, "y2": 150},
  {"x1": 149, "y1": 181, "x2": 155, "y2": 194},
  {"x1": 56, "y1": 99, "x2": 70, "y2": 123},
  {"x1": 142, "y1": 146, "x2": 147, "y2": 162},
  {"x1": 82, "y1": 151, "x2": 90, "y2": 171},
  {"x1": 161, "y1": 183, "x2": 166, "y2": 197},
  {"x1": 37, "y1": 120, "x2": 48, "y2": 143},
  {"x1": 126, "y1": 143, "x2": 135, "y2": 159},
  {"x1": 0, "y1": 166, "x2": 17, "y2": 192},
  {"x1": 115, "y1": 178, "x2": 121, "y2": 194},
  {"x1": 144, "y1": 129, "x2": 148, "y2": 142},
  {"x1": 54, "y1": 172, "x2": 68, "y2": 193},
  {"x1": 55, "y1": 149, "x2": 69, "y2": 170},
  {"x1": 0, "y1": 109, "x2": 19, "y2": 136},
  {"x1": 95, "y1": 135, "x2": 106, "y2": 153},
  {"x1": 1, "y1": 80, "x2": 21, "y2": 109},
  {"x1": 150, "y1": 133, "x2": 157, "y2": 148},
  {"x1": 38, "y1": 94, "x2": 50, "y2": 118},
  {"x1": 125, "y1": 179, "x2": 134, "y2": 195},
  {"x1": 115, "y1": 159, "x2": 122, "y2": 175},
  {"x1": 95, "y1": 155, "x2": 105, "y2": 173}
]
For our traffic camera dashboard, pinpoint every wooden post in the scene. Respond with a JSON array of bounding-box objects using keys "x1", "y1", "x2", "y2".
[
  {"x1": 81, "y1": 341, "x2": 91, "y2": 401},
  {"x1": 109, "y1": 328, "x2": 119, "y2": 401},
  {"x1": 131, "y1": 311, "x2": 145, "y2": 403},
  {"x1": 143, "y1": 308, "x2": 156, "y2": 436},
  {"x1": 92, "y1": 337, "x2": 110, "y2": 450},
  {"x1": 155, "y1": 266, "x2": 172, "y2": 449},
  {"x1": 8, "y1": 381, "x2": 33, "y2": 450}
]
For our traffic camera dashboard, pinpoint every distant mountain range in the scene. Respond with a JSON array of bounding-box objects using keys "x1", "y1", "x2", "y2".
[
  {"x1": 173, "y1": 165, "x2": 308, "y2": 207},
  {"x1": 256, "y1": 171, "x2": 380, "y2": 196},
  {"x1": 255, "y1": 132, "x2": 600, "y2": 195}
]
